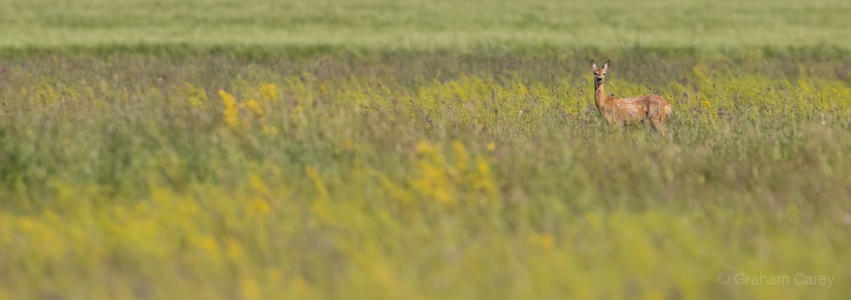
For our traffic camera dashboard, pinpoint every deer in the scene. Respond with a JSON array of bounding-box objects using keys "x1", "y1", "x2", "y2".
[{"x1": 589, "y1": 59, "x2": 673, "y2": 135}]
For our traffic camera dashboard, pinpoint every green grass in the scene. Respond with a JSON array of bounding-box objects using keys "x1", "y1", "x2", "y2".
[
  {"x1": 2, "y1": 0, "x2": 851, "y2": 49},
  {"x1": 2, "y1": 48, "x2": 850, "y2": 299},
  {"x1": 2, "y1": 0, "x2": 851, "y2": 299}
]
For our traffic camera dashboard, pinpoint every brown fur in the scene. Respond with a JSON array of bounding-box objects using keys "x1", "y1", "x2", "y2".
[{"x1": 590, "y1": 59, "x2": 673, "y2": 134}]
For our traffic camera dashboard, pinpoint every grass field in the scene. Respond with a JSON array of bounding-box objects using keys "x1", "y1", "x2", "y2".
[
  {"x1": 3, "y1": 0, "x2": 851, "y2": 49},
  {"x1": 2, "y1": 0, "x2": 851, "y2": 299}
]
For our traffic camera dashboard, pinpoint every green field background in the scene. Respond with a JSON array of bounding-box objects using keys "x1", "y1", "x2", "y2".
[
  {"x1": 1, "y1": 0, "x2": 851, "y2": 299},
  {"x1": 2, "y1": 0, "x2": 851, "y2": 49}
]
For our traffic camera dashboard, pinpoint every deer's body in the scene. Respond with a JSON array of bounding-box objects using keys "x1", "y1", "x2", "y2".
[{"x1": 591, "y1": 59, "x2": 672, "y2": 134}]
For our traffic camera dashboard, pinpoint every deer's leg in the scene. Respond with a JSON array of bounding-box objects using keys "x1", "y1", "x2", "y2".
[
  {"x1": 648, "y1": 106, "x2": 667, "y2": 134},
  {"x1": 603, "y1": 113, "x2": 616, "y2": 126},
  {"x1": 658, "y1": 110, "x2": 668, "y2": 134},
  {"x1": 657, "y1": 106, "x2": 673, "y2": 137},
  {"x1": 649, "y1": 118, "x2": 662, "y2": 133}
]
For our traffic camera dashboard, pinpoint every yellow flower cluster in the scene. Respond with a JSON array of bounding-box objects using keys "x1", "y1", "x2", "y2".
[
  {"x1": 259, "y1": 82, "x2": 279, "y2": 102},
  {"x1": 411, "y1": 140, "x2": 498, "y2": 204},
  {"x1": 218, "y1": 84, "x2": 280, "y2": 134},
  {"x1": 220, "y1": 89, "x2": 240, "y2": 128}
]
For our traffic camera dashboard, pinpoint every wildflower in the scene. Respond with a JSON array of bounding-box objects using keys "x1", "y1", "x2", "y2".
[
  {"x1": 797, "y1": 80, "x2": 811, "y2": 96},
  {"x1": 518, "y1": 83, "x2": 529, "y2": 96},
  {"x1": 453, "y1": 82, "x2": 469, "y2": 100},
  {"x1": 412, "y1": 160, "x2": 455, "y2": 205},
  {"x1": 219, "y1": 90, "x2": 239, "y2": 128},
  {"x1": 262, "y1": 125, "x2": 279, "y2": 136},
  {"x1": 415, "y1": 140, "x2": 437, "y2": 155},
  {"x1": 451, "y1": 141, "x2": 468, "y2": 172},
  {"x1": 197, "y1": 236, "x2": 219, "y2": 256},
  {"x1": 189, "y1": 96, "x2": 203, "y2": 108},
  {"x1": 475, "y1": 156, "x2": 490, "y2": 178},
  {"x1": 487, "y1": 142, "x2": 496, "y2": 152},
  {"x1": 249, "y1": 198, "x2": 271, "y2": 217},
  {"x1": 249, "y1": 175, "x2": 271, "y2": 196},
  {"x1": 184, "y1": 83, "x2": 205, "y2": 108},
  {"x1": 245, "y1": 99, "x2": 264, "y2": 118},
  {"x1": 473, "y1": 156, "x2": 498, "y2": 197},
  {"x1": 259, "y1": 83, "x2": 279, "y2": 101}
]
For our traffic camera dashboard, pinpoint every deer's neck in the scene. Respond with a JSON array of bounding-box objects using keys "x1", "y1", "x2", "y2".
[{"x1": 594, "y1": 82, "x2": 607, "y2": 109}]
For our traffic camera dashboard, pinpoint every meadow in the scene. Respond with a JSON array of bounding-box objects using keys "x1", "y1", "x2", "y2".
[{"x1": 2, "y1": 0, "x2": 851, "y2": 299}]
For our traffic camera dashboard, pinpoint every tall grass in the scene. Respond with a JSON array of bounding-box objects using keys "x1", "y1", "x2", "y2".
[{"x1": 1, "y1": 48, "x2": 850, "y2": 299}]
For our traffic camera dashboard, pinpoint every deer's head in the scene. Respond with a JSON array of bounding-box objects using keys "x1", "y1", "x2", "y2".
[{"x1": 589, "y1": 59, "x2": 610, "y2": 85}]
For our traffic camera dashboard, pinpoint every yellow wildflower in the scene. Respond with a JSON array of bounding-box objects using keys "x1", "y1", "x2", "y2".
[
  {"x1": 262, "y1": 125, "x2": 279, "y2": 136},
  {"x1": 518, "y1": 83, "x2": 528, "y2": 96},
  {"x1": 415, "y1": 140, "x2": 437, "y2": 155},
  {"x1": 476, "y1": 156, "x2": 490, "y2": 177},
  {"x1": 259, "y1": 83, "x2": 279, "y2": 101},
  {"x1": 219, "y1": 90, "x2": 239, "y2": 128},
  {"x1": 249, "y1": 198, "x2": 271, "y2": 217},
  {"x1": 184, "y1": 83, "x2": 205, "y2": 108},
  {"x1": 245, "y1": 99, "x2": 263, "y2": 118},
  {"x1": 249, "y1": 175, "x2": 271, "y2": 196},
  {"x1": 412, "y1": 160, "x2": 455, "y2": 205},
  {"x1": 797, "y1": 80, "x2": 811, "y2": 96},
  {"x1": 189, "y1": 96, "x2": 203, "y2": 108},
  {"x1": 197, "y1": 236, "x2": 219, "y2": 257}
]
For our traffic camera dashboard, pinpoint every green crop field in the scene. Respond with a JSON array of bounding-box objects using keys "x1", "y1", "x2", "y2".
[
  {"x1": 3, "y1": 0, "x2": 851, "y2": 49},
  {"x1": 1, "y1": 0, "x2": 850, "y2": 299}
]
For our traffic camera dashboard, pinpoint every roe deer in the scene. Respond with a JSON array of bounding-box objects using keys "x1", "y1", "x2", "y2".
[{"x1": 590, "y1": 59, "x2": 672, "y2": 134}]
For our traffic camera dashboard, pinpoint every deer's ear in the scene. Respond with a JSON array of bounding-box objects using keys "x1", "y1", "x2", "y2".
[
  {"x1": 590, "y1": 59, "x2": 597, "y2": 71},
  {"x1": 603, "y1": 60, "x2": 611, "y2": 70}
]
